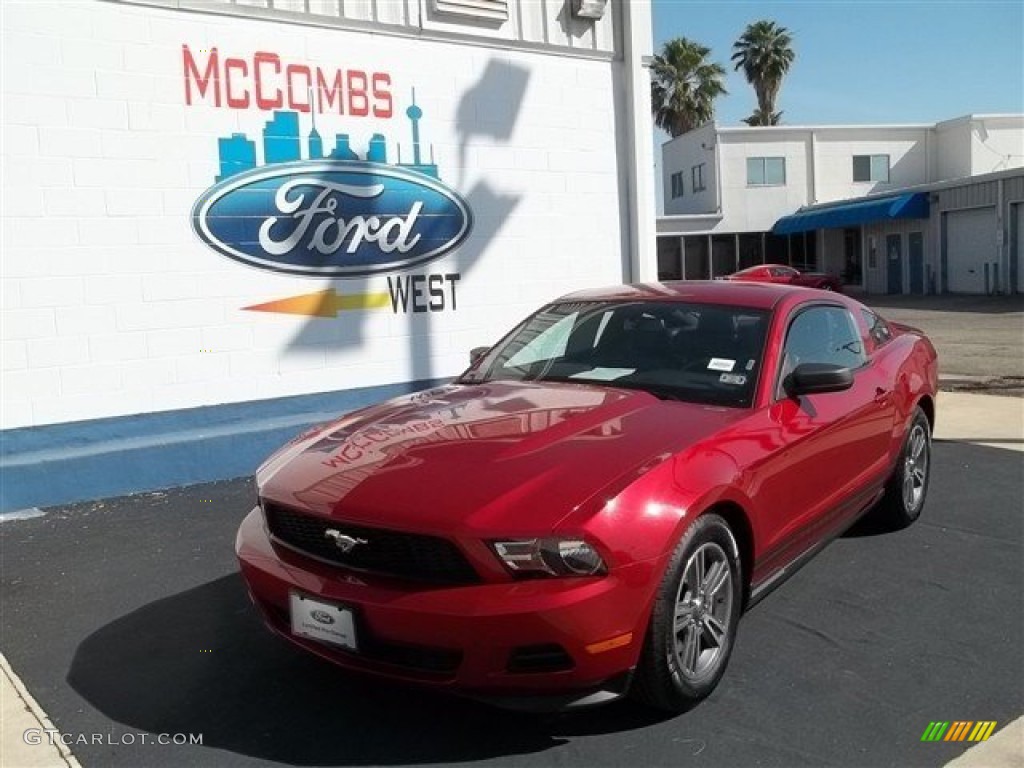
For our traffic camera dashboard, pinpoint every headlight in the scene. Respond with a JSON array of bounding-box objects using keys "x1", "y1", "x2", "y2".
[{"x1": 491, "y1": 538, "x2": 606, "y2": 577}]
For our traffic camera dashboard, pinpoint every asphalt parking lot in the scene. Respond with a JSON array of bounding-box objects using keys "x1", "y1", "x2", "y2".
[
  {"x1": 862, "y1": 294, "x2": 1024, "y2": 385},
  {"x1": 3, "y1": 432, "x2": 1021, "y2": 767}
]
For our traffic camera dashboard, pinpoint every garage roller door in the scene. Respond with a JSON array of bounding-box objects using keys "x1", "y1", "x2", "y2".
[{"x1": 946, "y1": 207, "x2": 996, "y2": 294}]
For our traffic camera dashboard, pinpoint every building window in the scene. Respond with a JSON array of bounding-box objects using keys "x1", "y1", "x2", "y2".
[
  {"x1": 747, "y1": 157, "x2": 786, "y2": 186},
  {"x1": 671, "y1": 172, "x2": 685, "y2": 198},
  {"x1": 692, "y1": 163, "x2": 706, "y2": 192},
  {"x1": 853, "y1": 154, "x2": 890, "y2": 182}
]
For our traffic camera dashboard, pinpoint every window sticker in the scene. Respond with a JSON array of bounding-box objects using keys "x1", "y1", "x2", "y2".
[
  {"x1": 708, "y1": 358, "x2": 735, "y2": 372},
  {"x1": 719, "y1": 373, "x2": 747, "y2": 386}
]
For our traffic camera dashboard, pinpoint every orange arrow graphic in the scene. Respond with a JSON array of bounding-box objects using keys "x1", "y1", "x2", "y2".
[{"x1": 243, "y1": 289, "x2": 391, "y2": 318}]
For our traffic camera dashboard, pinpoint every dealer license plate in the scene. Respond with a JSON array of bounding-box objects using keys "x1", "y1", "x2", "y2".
[{"x1": 289, "y1": 592, "x2": 358, "y2": 651}]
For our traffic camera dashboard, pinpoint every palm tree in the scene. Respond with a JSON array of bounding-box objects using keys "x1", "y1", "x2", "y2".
[
  {"x1": 742, "y1": 107, "x2": 783, "y2": 127},
  {"x1": 731, "y1": 20, "x2": 795, "y2": 126},
  {"x1": 650, "y1": 38, "x2": 727, "y2": 137}
]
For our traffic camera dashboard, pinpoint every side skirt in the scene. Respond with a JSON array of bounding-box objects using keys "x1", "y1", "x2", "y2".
[{"x1": 746, "y1": 486, "x2": 884, "y2": 609}]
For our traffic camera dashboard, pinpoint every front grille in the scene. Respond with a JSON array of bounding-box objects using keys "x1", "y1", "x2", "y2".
[{"x1": 264, "y1": 502, "x2": 480, "y2": 585}]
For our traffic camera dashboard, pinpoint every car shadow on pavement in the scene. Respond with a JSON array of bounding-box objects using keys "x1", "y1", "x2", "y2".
[{"x1": 66, "y1": 574, "x2": 669, "y2": 765}]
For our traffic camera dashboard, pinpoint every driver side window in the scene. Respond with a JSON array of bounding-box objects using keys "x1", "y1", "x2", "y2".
[{"x1": 778, "y1": 306, "x2": 866, "y2": 394}]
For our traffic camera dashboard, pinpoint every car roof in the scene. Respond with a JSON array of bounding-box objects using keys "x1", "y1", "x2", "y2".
[{"x1": 556, "y1": 280, "x2": 813, "y2": 310}]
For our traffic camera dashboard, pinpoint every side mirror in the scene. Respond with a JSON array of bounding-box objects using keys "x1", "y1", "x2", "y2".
[
  {"x1": 470, "y1": 346, "x2": 490, "y2": 366},
  {"x1": 785, "y1": 363, "x2": 854, "y2": 397}
]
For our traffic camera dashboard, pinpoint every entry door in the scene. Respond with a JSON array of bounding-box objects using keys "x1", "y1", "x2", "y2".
[
  {"x1": 886, "y1": 234, "x2": 903, "y2": 294},
  {"x1": 755, "y1": 305, "x2": 893, "y2": 570},
  {"x1": 843, "y1": 228, "x2": 862, "y2": 286},
  {"x1": 909, "y1": 232, "x2": 924, "y2": 294}
]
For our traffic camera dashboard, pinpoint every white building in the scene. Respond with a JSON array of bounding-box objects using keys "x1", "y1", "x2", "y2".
[
  {"x1": 656, "y1": 114, "x2": 1024, "y2": 293},
  {"x1": 0, "y1": 0, "x2": 656, "y2": 510}
]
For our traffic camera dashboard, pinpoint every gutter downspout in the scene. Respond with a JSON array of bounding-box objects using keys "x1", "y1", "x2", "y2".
[
  {"x1": 714, "y1": 127, "x2": 723, "y2": 214},
  {"x1": 925, "y1": 127, "x2": 932, "y2": 183},
  {"x1": 809, "y1": 130, "x2": 818, "y2": 204},
  {"x1": 621, "y1": 0, "x2": 656, "y2": 282}
]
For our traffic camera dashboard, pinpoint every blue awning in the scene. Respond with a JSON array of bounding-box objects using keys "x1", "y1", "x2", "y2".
[{"x1": 772, "y1": 192, "x2": 930, "y2": 235}]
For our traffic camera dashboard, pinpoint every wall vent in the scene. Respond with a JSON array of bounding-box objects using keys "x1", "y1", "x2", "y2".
[{"x1": 432, "y1": 0, "x2": 509, "y2": 22}]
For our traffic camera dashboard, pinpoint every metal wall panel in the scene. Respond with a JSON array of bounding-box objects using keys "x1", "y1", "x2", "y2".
[
  {"x1": 937, "y1": 180, "x2": 997, "y2": 211},
  {"x1": 1004, "y1": 175, "x2": 1024, "y2": 203},
  {"x1": 126, "y1": 0, "x2": 617, "y2": 55}
]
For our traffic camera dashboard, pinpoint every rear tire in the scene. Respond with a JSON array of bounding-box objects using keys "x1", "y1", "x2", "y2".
[
  {"x1": 878, "y1": 406, "x2": 931, "y2": 528},
  {"x1": 632, "y1": 514, "x2": 742, "y2": 713}
]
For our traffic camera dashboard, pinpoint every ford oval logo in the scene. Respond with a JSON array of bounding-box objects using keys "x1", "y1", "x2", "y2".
[
  {"x1": 191, "y1": 161, "x2": 473, "y2": 277},
  {"x1": 310, "y1": 610, "x2": 335, "y2": 625}
]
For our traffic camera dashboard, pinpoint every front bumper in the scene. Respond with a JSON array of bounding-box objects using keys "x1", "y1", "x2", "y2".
[{"x1": 235, "y1": 507, "x2": 659, "y2": 706}]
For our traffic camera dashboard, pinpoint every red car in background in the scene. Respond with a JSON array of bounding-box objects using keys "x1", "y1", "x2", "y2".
[
  {"x1": 726, "y1": 264, "x2": 844, "y2": 292},
  {"x1": 236, "y1": 282, "x2": 937, "y2": 713}
]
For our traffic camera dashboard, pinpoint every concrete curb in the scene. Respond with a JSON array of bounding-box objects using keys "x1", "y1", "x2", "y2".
[
  {"x1": 0, "y1": 653, "x2": 80, "y2": 768},
  {"x1": 945, "y1": 717, "x2": 1024, "y2": 768}
]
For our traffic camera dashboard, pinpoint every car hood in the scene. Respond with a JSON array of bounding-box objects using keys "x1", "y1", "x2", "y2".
[{"x1": 257, "y1": 380, "x2": 745, "y2": 535}]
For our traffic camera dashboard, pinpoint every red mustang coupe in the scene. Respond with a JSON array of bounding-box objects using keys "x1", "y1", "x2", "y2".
[
  {"x1": 726, "y1": 264, "x2": 844, "y2": 292},
  {"x1": 236, "y1": 282, "x2": 937, "y2": 712}
]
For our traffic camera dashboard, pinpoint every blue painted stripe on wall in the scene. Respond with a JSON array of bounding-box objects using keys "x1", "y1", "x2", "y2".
[{"x1": 0, "y1": 378, "x2": 448, "y2": 513}]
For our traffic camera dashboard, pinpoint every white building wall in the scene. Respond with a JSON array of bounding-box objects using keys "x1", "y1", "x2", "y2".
[
  {"x1": 661, "y1": 123, "x2": 717, "y2": 215},
  {"x1": 1, "y1": 0, "x2": 636, "y2": 429},
  {"x1": 660, "y1": 117, "x2": 1023, "y2": 241},
  {"x1": 933, "y1": 119, "x2": 973, "y2": 180},
  {"x1": 970, "y1": 117, "x2": 1024, "y2": 175},
  {"x1": 717, "y1": 134, "x2": 812, "y2": 232},
  {"x1": 814, "y1": 129, "x2": 930, "y2": 202},
  {"x1": 661, "y1": 124, "x2": 936, "y2": 235}
]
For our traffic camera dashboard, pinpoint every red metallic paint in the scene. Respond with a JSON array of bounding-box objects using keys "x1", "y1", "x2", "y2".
[
  {"x1": 726, "y1": 264, "x2": 844, "y2": 292},
  {"x1": 236, "y1": 281, "x2": 938, "y2": 704}
]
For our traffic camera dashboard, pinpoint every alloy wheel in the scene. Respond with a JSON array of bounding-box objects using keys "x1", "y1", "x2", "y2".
[
  {"x1": 672, "y1": 542, "x2": 733, "y2": 680},
  {"x1": 902, "y1": 423, "x2": 929, "y2": 512}
]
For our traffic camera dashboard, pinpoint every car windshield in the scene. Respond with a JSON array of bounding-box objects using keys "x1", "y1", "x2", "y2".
[{"x1": 461, "y1": 300, "x2": 770, "y2": 407}]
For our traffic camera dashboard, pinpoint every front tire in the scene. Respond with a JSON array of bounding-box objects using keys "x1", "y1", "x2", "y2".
[
  {"x1": 879, "y1": 406, "x2": 931, "y2": 528},
  {"x1": 632, "y1": 514, "x2": 742, "y2": 713}
]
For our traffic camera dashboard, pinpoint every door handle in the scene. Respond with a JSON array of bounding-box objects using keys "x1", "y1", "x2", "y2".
[{"x1": 874, "y1": 387, "x2": 891, "y2": 404}]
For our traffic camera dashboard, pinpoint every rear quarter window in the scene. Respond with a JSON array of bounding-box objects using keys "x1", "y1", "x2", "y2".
[{"x1": 861, "y1": 309, "x2": 893, "y2": 348}]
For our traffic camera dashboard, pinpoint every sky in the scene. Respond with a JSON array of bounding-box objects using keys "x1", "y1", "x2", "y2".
[
  {"x1": 650, "y1": 0, "x2": 1024, "y2": 209},
  {"x1": 652, "y1": 0, "x2": 1024, "y2": 126}
]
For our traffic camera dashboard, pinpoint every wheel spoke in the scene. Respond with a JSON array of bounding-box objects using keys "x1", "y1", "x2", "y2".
[
  {"x1": 704, "y1": 560, "x2": 729, "y2": 599},
  {"x1": 693, "y1": 547, "x2": 706, "y2": 590},
  {"x1": 674, "y1": 605, "x2": 694, "y2": 634},
  {"x1": 903, "y1": 473, "x2": 914, "y2": 504},
  {"x1": 914, "y1": 430, "x2": 926, "y2": 460},
  {"x1": 701, "y1": 615, "x2": 726, "y2": 648},
  {"x1": 913, "y1": 467, "x2": 926, "y2": 484},
  {"x1": 680, "y1": 624, "x2": 700, "y2": 673}
]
